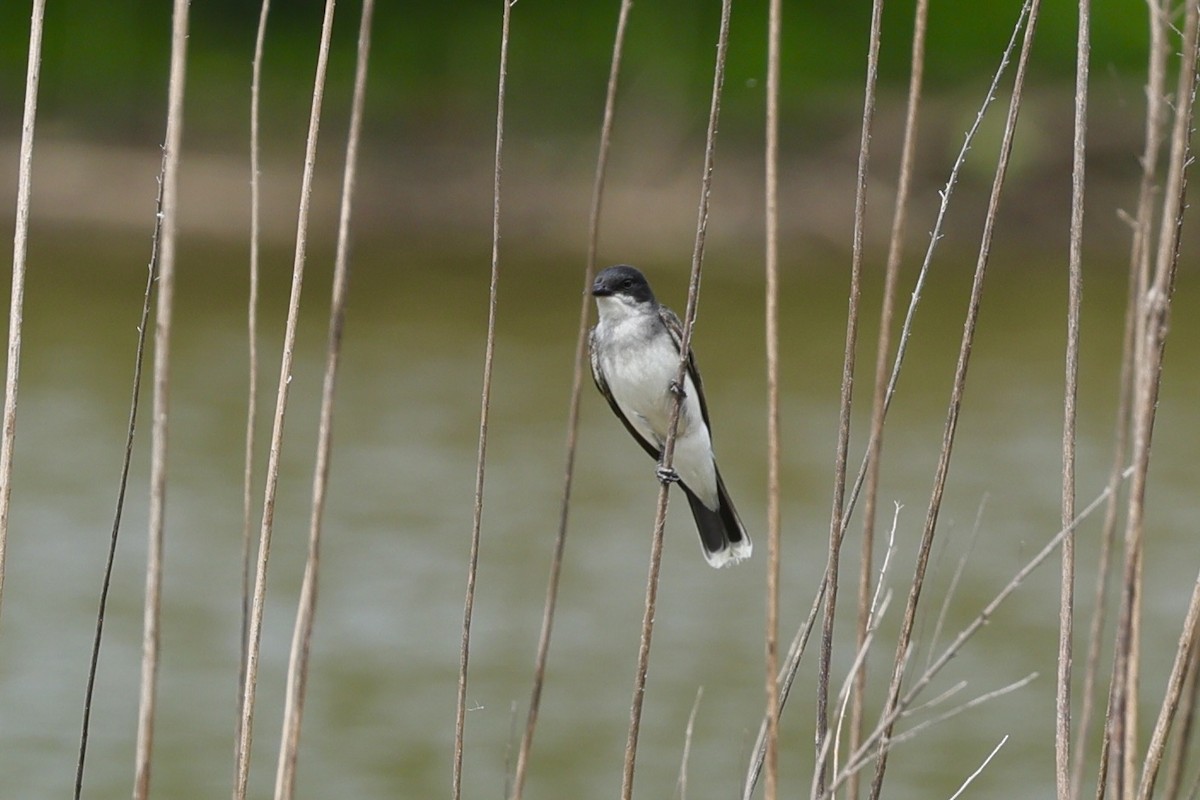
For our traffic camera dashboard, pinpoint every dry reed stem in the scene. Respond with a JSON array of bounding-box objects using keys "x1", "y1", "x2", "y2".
[
  {"x1": 133, "y1": 1, "x2": 189, "y2": 797},
  {"x1": 1057, "y1": 0, "x2": 1090, "y2": 796},
  {"x1": 234, "y1": 2, "x2": 337, "y2": 796},
  {"x1": 847, "y1": 0, "x2": 928, "y2": 794},
  {"x1": 814, "y1": 0, "x2": 882, "y2": 792},
  {"x1": 508, "y1": 2, "x2": 633, "y2": 795},
  {"x1": 272, "y1": 3, "x2": 374, "y2": 799},
  {"x1": 0, "y1": 0, "x2": 44, "y2": 617},
  {"x1": 867, "y1": 4, "x2": 1041, "y2": 796},
  {"x1": 454, "y1": 1, "x2": 512, "y2": 797},
  {"x1": 1079, "y1": 5, "x2": 1170, "y2": 799},
  {"x1": 620, "y1": 1, "x2": 731, "y2": 795},
  {"x1": 676, "y1": 687, "x2": 704, "y2": 800},
  {"x1": 762, "y1": 0, "x2": 782, "y2": 795},
  {"x1": 235, "y1": 0, "x2": 271, "y2": 785}
]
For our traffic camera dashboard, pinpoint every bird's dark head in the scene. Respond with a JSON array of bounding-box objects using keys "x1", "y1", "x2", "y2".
[{"x1": 592, "y1": 265, "x2": 656, "y2": 306}]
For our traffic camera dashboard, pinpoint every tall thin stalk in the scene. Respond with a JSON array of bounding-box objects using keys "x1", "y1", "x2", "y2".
[
  {"x1": 234, "y1": 2, "x2": 338, "y2": 796},
  {"x1": 133, "y1": 0, "x2": 190, "y2": 796},
  {"x1": 509, "y1": 2, "x2": 633, "y2": 796},
  {"x1": 235, "y1": 0, "x2": 270, "y2": 787},
  {"x1": 273, "y1": 3, "x2": 375, "y2": 799},
  {"x1": 0, "y1": 0, "x2": 46, "y2": 619},
  {"x1": 1057, "y1": 0, "x2": 1089, "y2": 796},
  {"x1": 454, "y1": 1, "x2": 512, "y2": 797},
  {"x1": 620, "y1": 1, "x2": 731, "y2": 796},
  {"x1": 763, "y1": 0, "x2": 782, "y2": 795}
]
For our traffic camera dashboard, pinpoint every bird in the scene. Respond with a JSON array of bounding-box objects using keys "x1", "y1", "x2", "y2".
[{"x1": 588, "y1": 264, "x2": 751, "y2": 568}]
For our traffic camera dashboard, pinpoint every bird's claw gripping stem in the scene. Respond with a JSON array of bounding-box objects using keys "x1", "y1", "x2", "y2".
[{"x1": 656, "y1": 465, "x2": 681, "y2": 484}]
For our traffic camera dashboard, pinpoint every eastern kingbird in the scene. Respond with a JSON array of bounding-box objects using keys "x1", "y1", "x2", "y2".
[{"x1": 588, "y1": 265, "x2": 751, "y2": 568}]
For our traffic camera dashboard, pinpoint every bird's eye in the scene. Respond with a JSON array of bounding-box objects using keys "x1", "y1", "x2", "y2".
[{"x1": 622, "y1": 279, "x2": 633, "y2": 289}]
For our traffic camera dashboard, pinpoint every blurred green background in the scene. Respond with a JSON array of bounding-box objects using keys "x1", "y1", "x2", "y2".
[
  {"x1": 0, "y1": 0, "x2": 1168, "y2": 261},
  {"x1": 0, "y1": 0, "x2": 1154, "y2": 144},
  {"x1": 2, "y1": 3, "x2": 1198, "y2": 800}
]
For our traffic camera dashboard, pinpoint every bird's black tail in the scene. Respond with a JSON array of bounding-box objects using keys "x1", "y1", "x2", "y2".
[{"x1": 681, "y1": 469, "x2": 752, "y2": 568}]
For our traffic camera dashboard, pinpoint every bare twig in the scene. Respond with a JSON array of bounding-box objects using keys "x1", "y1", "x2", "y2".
[
  {"x1": 848, "y1": 0, "x2": 929, "y2": 794},
  {"x1": 887, "y1": 674, "x2": 1036, "y2": 751},
  {"x1": 620, "y1": 1, "x2": 731, "y2": 796},
  {"x1": 677, "y1": 687, "x2": 704, "y2": 800},
  {"x1": 946, "y1": 737, "x2": 1009, "y2": 800},
  {"x1": 133, "y1": 1, "x2": 190, "y2": 797},
  {"x1": 509, "y1": 2, "x2": 633, "y2": 796},
  {"x1": 763, "y1": 0, "x2": 782, "y2": 795},
  {"x1": 1057, "y1": 0, "x2": 1089, "y2": 796},
  {"x1": 925, "y1": 495, "x2": 986, "y2": 669},
  {"x1": 235, "y1": 0, "x2": 270, "y2": 787},
  {"x1": 453, "y1": 1, "x2": 512, "y2": 798},
  {"x1": 0, "y1": 0, "x2": 44, "y2": 618},
  {"x1": 868, "y1": 3, "x2": 1042, "y2": 797},
  {"x1": 273, "y1": 3, "x2": 374, "y2": 799},
  {"x1": 234, "y1": 2, "x2": 337, "y2": 797},
  {"x1": 815, "y1": 0, "x2": 882, "y2": 792}
]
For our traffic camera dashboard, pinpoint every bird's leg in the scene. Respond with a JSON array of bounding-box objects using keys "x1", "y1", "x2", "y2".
[
  {"x1": 656, "y1": 463, "x2": 681, "y2": 484},
  {"x1": 667, "y1": 379, "x2": 686, "y2": 399}
]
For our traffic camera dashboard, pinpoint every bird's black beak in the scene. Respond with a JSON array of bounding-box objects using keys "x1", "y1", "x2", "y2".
[{"x1": 591, "y1": 279, "x2": 613, "y2": 297}]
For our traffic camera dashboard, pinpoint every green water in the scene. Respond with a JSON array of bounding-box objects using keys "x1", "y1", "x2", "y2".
[{"x1": 0, "y1": 230, "x2": 1197, "y2": 799}]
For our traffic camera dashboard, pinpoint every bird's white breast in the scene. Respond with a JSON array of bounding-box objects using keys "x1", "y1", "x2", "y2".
[{"x1": 594, "y1": 297, "x2": 717, "y2": 503}]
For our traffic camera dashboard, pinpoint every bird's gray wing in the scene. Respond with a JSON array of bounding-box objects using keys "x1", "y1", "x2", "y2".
[
  {"x1": 657, "y1": 305, "x2": 713, "y2": 431},
  {"x1": 589, "y1": 327, "x2": 662, "y2": 460}
]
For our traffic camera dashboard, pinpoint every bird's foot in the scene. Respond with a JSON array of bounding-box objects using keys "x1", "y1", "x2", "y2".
[
  {"x1": 656, "y1": 464, "x2": 681, "y2": 484},
  {"x1": 667, "y1": 379, "x2": 686, "y2": 399}
]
